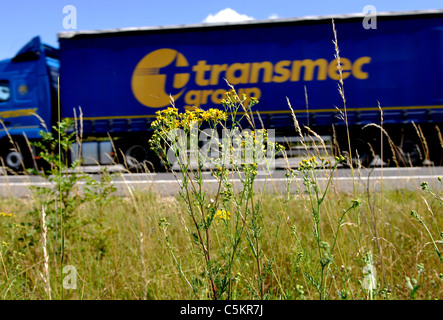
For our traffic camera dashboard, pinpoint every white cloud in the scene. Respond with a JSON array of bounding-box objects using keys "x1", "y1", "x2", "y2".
[
  {"x1": 268, "y1": 13, "x2": 280, "y2": 19},
  {"x1": 202, "y1": 8, "x2": 254, "y2": 23}
]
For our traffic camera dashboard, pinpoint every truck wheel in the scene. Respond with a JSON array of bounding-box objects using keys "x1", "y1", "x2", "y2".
[
  {"x1": 5, "y1": 150, "x2": 23, "y2": 170},
  {"x1": 396, "y1": 140, "x2": 421, "y2": 166},
  {"x1": 122, "y1": 143, "x2": 163, "y2": 172},
  {"x1": 125, "y1": 144, "x2": 148, "y2": 168},
  {"x1": 0, "y1": 140, "x2": 34, "y2": 173},
  {"x1": 351, "y1": 138, "x2": 374, "y2": 168}
]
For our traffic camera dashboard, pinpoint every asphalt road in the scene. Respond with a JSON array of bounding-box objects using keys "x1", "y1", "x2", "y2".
[{"x1": 0, "y1": 165, "x2": 441, "y2": 198}]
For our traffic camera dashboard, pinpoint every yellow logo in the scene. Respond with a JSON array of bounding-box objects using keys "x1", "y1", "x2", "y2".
[
  {"x1": 132, "y1": 48, "x2": 371, "y2": 109},
  {"x1": 18, "y1": 84, "x2": 28, "y2": 96},
  {"x1": 132, "y1": 49, "x2": 190, "y2": 108}
]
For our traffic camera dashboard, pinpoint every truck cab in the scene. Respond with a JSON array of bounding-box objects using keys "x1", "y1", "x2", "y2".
[{"x1": 0, "y1": 36, "x2": 59, "y2": 171}]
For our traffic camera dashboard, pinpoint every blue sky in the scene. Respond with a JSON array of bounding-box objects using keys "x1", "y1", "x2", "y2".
[{"x1": 0, "y1": 0, "x2": 442, "y2": 60}]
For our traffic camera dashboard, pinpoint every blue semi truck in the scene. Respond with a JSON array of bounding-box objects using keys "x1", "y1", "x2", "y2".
[{"x1": 0, "y1": 9, "x2": 442, "y2": 171}]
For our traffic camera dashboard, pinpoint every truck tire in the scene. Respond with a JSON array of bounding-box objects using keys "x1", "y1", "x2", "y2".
[
  {"x1": 350, "y1": 138, "x2": 374, "y2": 168},
  {"x1": 396, "y1": 140, "x2": 421, "y2": 167},
  {"x1": 118, "y1": 140, "x2": 164, "y2": 172},
  {"x1": 0, "y1": 138, "x2": 34, "y2": 173},
  {"x1": 124, "y1": 144, "x2": 149, "y2": 168}
]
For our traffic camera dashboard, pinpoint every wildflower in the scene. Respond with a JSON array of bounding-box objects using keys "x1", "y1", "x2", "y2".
[
  {"x1": 202, "y1": 108, "x2": 226, "y2": 123},
  {"x1": 274, "y1": 142, "x2": 285, "y2": 153},
  {"x1": 159, "y1": 217, "x2": 170, "y2": 228},
  {"x1": 410, "y1": 210, "x2": 423, "y2": 224},
  {"x1": 0, "y1": 212, "x2": 16, "y2": 218},
  {"x1": 320, "y1": 241, "x2": 331, "y2": 251},
  {"x1": 285, "y1": 168, "x2": 298, "y2": 179},
  {"x1": 193, "y1": 107, "x2": 205, "y2": 114},
  {"x1": 335, "y1": 155, "x2": 345, "y2": 163},
  {"x1": 249, "y1": 163, "x2": 258, "y2": 169},
  {"x1": 250, "y1": 96, "x2": 259, "y2": 105},
  {"x1": 420, "y1": 181, "x2": 429, "y2": 191},
  {"x1": 298, "y1": 157, "x2": 317, "y2": 170},
  {"x1": 179, "y1": 109, "x2": 201, "y2": 130},
  {"x1": 214, "y1": 209, "x2": 231, "y2": 222},
  {"x1": 351, "y1": 199, "x2": 362, "y2": 208},
  {"x1": 295, "y1": 284, "x2": 304, "y2": 297}
]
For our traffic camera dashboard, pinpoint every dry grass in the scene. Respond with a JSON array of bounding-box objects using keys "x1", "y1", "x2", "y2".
[{"x1": 0, "y1": 181, "x2": 441, "y2": 300}]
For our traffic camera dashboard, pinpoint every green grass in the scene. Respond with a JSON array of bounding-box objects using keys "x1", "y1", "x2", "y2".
[{"x1": 0, "y1": 182, "x2": 442, "y2": 300}]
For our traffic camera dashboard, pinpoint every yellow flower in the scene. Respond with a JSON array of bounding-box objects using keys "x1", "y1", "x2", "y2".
[
  {"x1": 202, "y1": 108, "x2": 226, "y2": 123},
  {"x1": 214, "y1": 209, "x2": 231, "y2": 222},
  {"x1": 0, "y1": 212, "x2": 16, "y2": 218},
  {"x1": 194, "y1": 108, "x2": 205, "y2": 114}
]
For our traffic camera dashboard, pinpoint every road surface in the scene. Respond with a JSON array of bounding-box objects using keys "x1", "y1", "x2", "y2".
[{"x1": 0, "y1": 165, "x2": 441, "y2": 198}]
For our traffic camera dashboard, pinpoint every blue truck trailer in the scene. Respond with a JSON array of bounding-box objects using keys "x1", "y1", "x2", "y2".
[{"x1": 0, "y1": 9, "x2": 442, "y2": 171}]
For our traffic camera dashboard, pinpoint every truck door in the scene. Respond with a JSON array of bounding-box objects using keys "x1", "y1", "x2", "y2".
[
  {"x1": 0, "y1": 36, "x2": 54, "y2": 171},
  {"x1": 1, "y1": 69, "x2": 40, "y2": 132}
]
